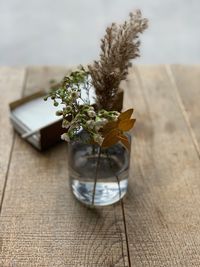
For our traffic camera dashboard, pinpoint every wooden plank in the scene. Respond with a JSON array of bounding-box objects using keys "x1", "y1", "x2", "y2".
[
  {"x1": 0, "y1": 67, "x2": 128, "y2": 267},
  {"x1": 122, "y1": 65, "x2": 200, "y2": 266},
  {"x1": 24, "y1": 66, "x2": 73, "y2": 96},
  {"x1": 168, "y1": 65, "x2": 200, "y2": 156},
  {"x1": 0, "y1": 67, "x2": 26, "y2": 204}
]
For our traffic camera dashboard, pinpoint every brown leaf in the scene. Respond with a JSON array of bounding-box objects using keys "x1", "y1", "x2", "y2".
[
  {"x1": 118, "y1": 109, "x2": 134, "y2": 120},
  {"x1": 118, "y1": 118, "x2": 136, "y2": 131},
  {"x1": 118, "y1": 134, "x2": 130, "y2": 150},
  {"x1": 102, "y1": 121, "x2": 118, "y2": 135},
  {"x1": 102, "y1": 129, "x2": 119, "y2": 147},
  {"x1": 101, "y1": 108, "x2": 135, "y2": 148}
]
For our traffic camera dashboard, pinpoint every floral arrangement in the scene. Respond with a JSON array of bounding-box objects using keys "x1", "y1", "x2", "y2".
[{"x1": 44, "y1": 10, "x2": 148, "y2": 150}]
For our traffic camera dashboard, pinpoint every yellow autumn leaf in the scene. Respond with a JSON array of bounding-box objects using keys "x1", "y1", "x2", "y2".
[
  {"x1": 118, "y1": 118, "x2": 136, "y2": 131},
  {"x1": 118, "y1": 134, "x2": 131, "y2": 150},
  {"x1": 101, "y1": 108, "x2": 135, "y2": 150},
  {"x1": 101, "y1": 129, "x2": 119, "y2": 148},
  {"x1": 118, "y1": 108, "x2": 134, "y2": 121},
  {"x1": 101, "y1": 121, "x2": 118, "y2": 135}
]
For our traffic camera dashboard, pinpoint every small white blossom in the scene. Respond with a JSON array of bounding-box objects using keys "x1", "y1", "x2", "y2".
[
  {"x1": 112, "y1": 115, "x2": 118, "y2": 121},
  {"x1": 100, "y1": 118, "x2": 108, "y2": 125},
  {"x1": 62, "y1": 120, "x2": 70, "y2": 129},
  {"x1": 87, "y1": 110, "x2": 96, "y2": 118},
  {"x1": 95, "y1": 118, "x2": 108, "y2": 130},
  {"x1": 93, "y1": 134, "x2": 104, "y2": 145},
  {"x1": 95, "y1": 125, "x2": 101, "y2": 132},
  {"x1": 86, "y1": 120, "x2": 95, "y2": 129},
  {"x1": 61, "y1": 133, "x2": 70, "y2": 142}
]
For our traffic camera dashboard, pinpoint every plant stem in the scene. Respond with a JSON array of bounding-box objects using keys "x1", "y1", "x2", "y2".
[
  {"x1": 106, "y1": 151, "x2": 121, "y2": 200},
  {"x1": 92, "y1": 146, "x2": 101, "y2": 206}
]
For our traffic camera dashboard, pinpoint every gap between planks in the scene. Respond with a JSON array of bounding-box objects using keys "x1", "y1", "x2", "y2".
[
  {"x1": 0, "y1": 68, "x2": 28, "y2": 215},
  {"x1": 120, "y1": 199, "x2": 132, "y2": 267},
  {"x1": 165, "y1": 65, "x2": 200, "y2": 159}
]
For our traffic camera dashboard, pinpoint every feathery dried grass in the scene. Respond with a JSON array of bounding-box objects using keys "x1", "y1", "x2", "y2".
[{"x1": 88, "y1": 10, "x2": 148, "y2": 110}]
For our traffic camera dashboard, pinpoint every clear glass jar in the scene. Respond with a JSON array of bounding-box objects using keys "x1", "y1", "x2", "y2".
[{"x1": 68, "y1": 131, "x2": 131, "y2": 206}]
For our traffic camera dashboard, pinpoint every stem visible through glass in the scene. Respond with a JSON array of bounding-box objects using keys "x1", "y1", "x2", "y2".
[
  {"x1": 92, "y1": 146, "x2": 101, "y2": 205},
  {"x1": 106, "y1": 150, "x2": 122, "y2": 200}
]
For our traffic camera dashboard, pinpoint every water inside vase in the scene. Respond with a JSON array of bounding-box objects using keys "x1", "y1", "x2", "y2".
[{"x1": 68, "y1": 140, "x2": 130, "y2": 206}]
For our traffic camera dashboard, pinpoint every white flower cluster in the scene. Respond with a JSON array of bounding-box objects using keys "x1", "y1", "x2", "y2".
[
  {"x1": 45, "y1": 68, "x2": 121, "y2": 146},
  {"x1": 93, "y1": 134, "x2": 104, "y2": 145},
  {"x1": 59, "y1": 106, "x2": 120, "y2": 146},
  {"x1": 83, "y1": 109, "x2": 119, "y2": 145}
]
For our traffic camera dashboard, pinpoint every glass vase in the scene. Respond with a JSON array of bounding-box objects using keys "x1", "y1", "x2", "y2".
[{"x1": 68, "y1": 131, "x2": 131, "y2": 206}]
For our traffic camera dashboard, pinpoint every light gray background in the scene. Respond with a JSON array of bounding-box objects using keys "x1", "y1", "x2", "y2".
[{"x1": 0, "y1": 0, "x2": 199, "y2": 65}]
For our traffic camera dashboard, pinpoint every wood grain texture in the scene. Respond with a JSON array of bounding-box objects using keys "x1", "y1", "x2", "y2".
[
  {"x1": 0, "y1": 67, "x2": 128, "y2": 267},
  {"x1": 123, "y1": 65, "x2": 200, "y2": 266},
  {"x1": 1, "y1": 65, "x2": 200, "y2": 267},
  {"x1": 168, "y1": 65, "x2": 200, "y2": 156},
  {"x1": 0, "y1": 67, "x2": 25, "y2": 203},
  {"x1": 24, "y1": 66, "x2": 72, "y2": 96}
]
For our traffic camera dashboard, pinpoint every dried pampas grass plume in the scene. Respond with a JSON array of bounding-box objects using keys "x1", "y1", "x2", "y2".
[{"x1": 88, "y1": 10, "x2": 148, "y2": 110}]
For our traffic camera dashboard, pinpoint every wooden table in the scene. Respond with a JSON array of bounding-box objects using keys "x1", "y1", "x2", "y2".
[{"x1": 0, "y1": 65, "x2": 200, "y2": 267}]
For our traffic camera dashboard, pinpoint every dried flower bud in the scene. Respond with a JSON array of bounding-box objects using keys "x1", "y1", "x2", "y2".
[
  {"x1": 133, "y1": 9, "x2": 141, "y2": 17},
  {"x1": 54, "y1": 101, "x2": 59, "y2": 107},
  {"x1": 71, "y1": 91, "x2": 79, "y2": 99},
  {"x1": 65, "y1": 106, "x2": 72, "y2": 113}
]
